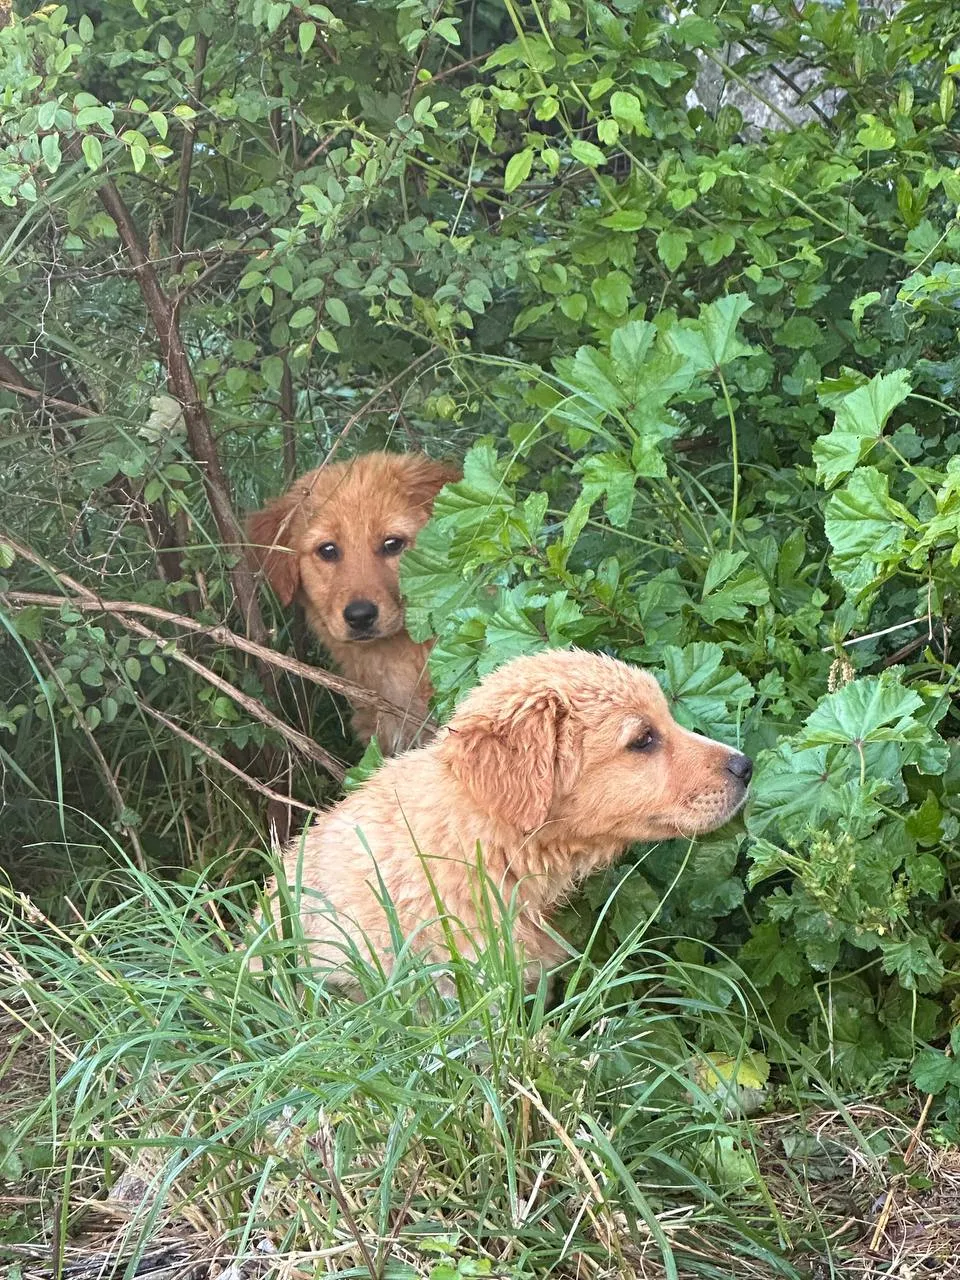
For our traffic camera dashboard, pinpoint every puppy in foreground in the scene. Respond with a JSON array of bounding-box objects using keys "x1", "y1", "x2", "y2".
[
  {"x1": 258, "y1": 649, "x2": 752, "y2": 996},
  {"x1": 248, "y1": 451, "x2": 459, "y2": 753}
]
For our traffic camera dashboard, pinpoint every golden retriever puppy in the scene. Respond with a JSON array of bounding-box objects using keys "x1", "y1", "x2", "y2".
[
  {"x1": 247, "y1": 452, "x2": 459, "y2": 754},
  {"x1": 259, "y1": 648, "x2": 753, "y2": 996}
]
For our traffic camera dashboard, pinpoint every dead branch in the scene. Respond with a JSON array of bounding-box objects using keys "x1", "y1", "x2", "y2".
[
  {"x1": 3, "y1": 588, "x2": 407, "y2": 717},
  {"x1": 139, "y1": 703, "x2": 317, "y2": 813}
]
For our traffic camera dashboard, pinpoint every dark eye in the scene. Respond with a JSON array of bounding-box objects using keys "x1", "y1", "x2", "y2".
[
  {"x1": 628, "y1": 729, "x2": 656, "y2": 752},
  {"x1": 381, "y1": 536, "x2": 407, "y2": 556},
  {"x1": 316, "y1": 542, "x2": 340, "y2": 562}
]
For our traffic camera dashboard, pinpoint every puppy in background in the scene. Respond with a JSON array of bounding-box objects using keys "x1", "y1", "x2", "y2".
[
  {"x1": 257, "y1": 648, "x2": 753, "y2": 997},
  {"x1": 248, "y1": 452, "x2": 459, "y2": 754}
]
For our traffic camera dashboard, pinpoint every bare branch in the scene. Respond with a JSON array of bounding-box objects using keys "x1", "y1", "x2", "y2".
[
  {"x1": 139, "y1": 703, "x2": 317, "y2": 814},
  {"x1": 97, "y1": 178, "x2": 267, "y2": 644}
]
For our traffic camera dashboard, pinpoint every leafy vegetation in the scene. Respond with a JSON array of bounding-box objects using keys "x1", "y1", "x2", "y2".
[{"x1": 2, "y1": 0, "x2": 960, "y2": 1272}]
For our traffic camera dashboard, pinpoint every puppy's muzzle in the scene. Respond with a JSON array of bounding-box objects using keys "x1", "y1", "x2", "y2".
[{"x1": 343, "y1": 598, "x2": 379, "y2": 637}]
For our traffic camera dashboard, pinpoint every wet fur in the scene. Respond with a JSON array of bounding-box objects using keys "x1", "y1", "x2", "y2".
[
  {"x1": 247, "y1": 452, "x2": 459, "y2": 753},
  {"x1": 258, "y1": 649, "x2": 752, "y2": 997}
]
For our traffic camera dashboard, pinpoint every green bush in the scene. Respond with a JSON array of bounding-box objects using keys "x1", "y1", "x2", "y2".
[{"x1": 0, "y1": 0, "x2": 958, "y2": 1112}]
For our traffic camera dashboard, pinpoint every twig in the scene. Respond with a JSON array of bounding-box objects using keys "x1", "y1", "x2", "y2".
[
  {"x1": 321, "y1": 349, "x2": 441, "y2": 466},
  {"x1": 821, "y1": 617, "x2": 925, "y2": 653},
  {"x1": 868, "y1": 1046, "x2": 950, "y2": 1254},
  {"x1": 139, "y1": 703, "x2": 317, "y2": 813},
  {"x1": 0, "y1": 539, "x2": 345, "y2": 779},
  {"x1": 2, "y1": 587, "x2": 408, "y2": 716},
  {"x1": 310, "y1": 1113, "x2": 381, "y2": 1280},
  {"x1": 34, "y1": 646, "x2": 148, "y2": 872},
  {"x1": 0, "y1": 378, "x2": 97, "y2": 419}
]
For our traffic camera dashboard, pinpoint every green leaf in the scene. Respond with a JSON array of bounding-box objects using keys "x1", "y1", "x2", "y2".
[
  {"x1": 0, "y1": 542, "x2": 14, "y2": 569},
  {"x1": 578, "y1": 452, "x2": 637, "y2": 527},
  {"x1": 261, "y1": 355, "x2": 285, "y2": 390},
  {"x1": 857, "y1": 116, "x2": 896, "y2": 149},
  {"x1": 298, "y1": 21, "x2": 317, "y2": 53},
  {"x1": 699, "y1": 230, "x2": 736, "y2": 266},
  {"x1": 797, "y1": 674, "x2": 928, "y2": 750},
  {"x1": 656, "y1": 228, "x2": 690, "y2": 271},
  {"x1": 824, "y1": 467, "x2": 915, "y2": 566},
  {"x1": 570, "y1": 139, "x2": 606, "y2": 167},
  {"x1": 590, "y1": 270, "x2": 631, "y2": 317},
  {"x1": 657, "y1": 642, "x2": 754, "y2": 740},
  {"x1": 82, "y1": 134, "x2": 102, "y2": 170},
  {"x1": 325, "y1": 296, "x2": 351, "y2": 326},
  {"x1": 38, "y1": 100, "x2": 59, "y2": 130},
  {"x1": 666, "y1": 293, "x2": 754, "y2": 371},
  {"x1": 289, "y1": 306, "x2": 316, "y2": 329},
  {"x1": 813, "y1": 370, "x2": 912, "y2": 488},
  {"x1": 877, "y1": 935, "x2": 945, "y2": 991},
  {"x1": 609, "y1": 90, "x2": 647, "y2": 134},
  {"x1": 434, "y1": 16, "x2": 461, "y2": 45},
  {"x1": 41, "y1": 132, "x2": 62, "y2": 173},
  {"x1": 343, "y1": 736, "x2": 384, "y2": 792},
  {"x1": 504, "y1": 147, "x2": 534, "y2": 193},
  {"x1": 124, "y1": 657, "x2": 142, "y2": 682},
  {"x1": 911, "y1": 1049, "x2": 960, "y2": 1095}
]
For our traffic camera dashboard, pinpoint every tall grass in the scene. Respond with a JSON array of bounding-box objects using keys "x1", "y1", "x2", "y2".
[{"x1": 0, "y1": 851, "x2": 877, "y2": 1280}]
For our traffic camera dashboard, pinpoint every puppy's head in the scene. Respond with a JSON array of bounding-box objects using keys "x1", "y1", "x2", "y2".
[
  {"x1": 440, "y1": 649, "x2": 751, "y2": 843},
  {"x1": 247, "y1": 453, "x2": 459, "y2": 643}
]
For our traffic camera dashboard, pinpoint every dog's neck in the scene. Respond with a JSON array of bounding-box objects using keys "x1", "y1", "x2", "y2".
[
  {"x1": 307, "y1": 612, "x2": 434, "y2": 713},
  {"x1": 467, "y1": 819, "x2": 627, "y2": 919}
]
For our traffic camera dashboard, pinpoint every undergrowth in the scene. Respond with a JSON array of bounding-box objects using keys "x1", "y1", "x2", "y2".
[{"x1": 1, "y1": 861, "x2": 888, "y2": 1280}]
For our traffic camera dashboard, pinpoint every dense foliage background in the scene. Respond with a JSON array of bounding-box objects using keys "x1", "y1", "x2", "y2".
[{"x1": 2, "y1": 0, "x2": 960, "y2": 1172}]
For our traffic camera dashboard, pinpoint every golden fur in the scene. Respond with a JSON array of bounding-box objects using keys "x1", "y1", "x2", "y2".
[
  {"x1": 247, "y1": 452, "x2": 459, "y2": 753},
  {"x1": 258, "y1": 648, "x2": 753, "y2": 995}
]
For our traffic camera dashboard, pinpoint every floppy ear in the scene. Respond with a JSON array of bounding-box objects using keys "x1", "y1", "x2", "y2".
[
  {"x1": 442, "y1": 690, "x2": 580, "y2": 832},
  {"x1": 401, "y1": 455, "x2": 461, "y2": 513},
  {"x1": 246, "y1": 492, "x2": 302, "y2": 607}
]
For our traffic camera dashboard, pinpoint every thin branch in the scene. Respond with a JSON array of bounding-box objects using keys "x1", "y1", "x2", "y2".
[
  {"x1": 0, "y1": 537, "x2": 345, "y2": 779},
  {"x1": 171, "y1": 33, "x2": 209, "y2": 257},
  {"x1": 321, "y1": 348, "x2": 441, "y2": 466},
  {"x1": 97, "y1": 178, "x2": 267, "y2": 644},
  {"x1": 0, "y1": 378, "x2": 97, "y2": 419},
  {"x1": 35, "y1": 646, "x2": 148, "y2": 872},
  {"x1": 139, "y1": 703, "x2": 317, "y2": 813},
  {"x1": 4, "y1": 589, "x2": 407, "y2": 716}
]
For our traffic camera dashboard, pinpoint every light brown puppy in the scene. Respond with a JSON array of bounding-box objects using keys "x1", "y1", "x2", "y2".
[
  {"x1": 259, "y1": 649, "x2": 753, "y2": 995},
  {"x1": 248, "y1": 452, "x2": 459, "y2": 753}
]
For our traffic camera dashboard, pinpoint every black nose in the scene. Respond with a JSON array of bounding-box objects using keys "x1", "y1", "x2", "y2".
[
  {"x1": 727, "y1": 753, "x2": 753, "y2": 785},
  {"x1": 343, "y1": 599, "x2": 379, "y2": 631}
]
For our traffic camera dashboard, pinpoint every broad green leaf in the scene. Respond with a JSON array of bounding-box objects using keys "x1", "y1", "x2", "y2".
[
  {"x1": 578, "y1": 452, "x2": 636, "y2": 527},
  {"x1": 609, "y1": 90, "x2": 647, "y2": 134},
  {"x1": 298, "y1": 21, "x2": 317, "y2": 53},
  {"x1": 797, "y1": 674, "x2": 927, "y2": 749},
  {"x1": 656, "y1": 228, "x2": 690, "y2": 271},
  {"x1": 570, "y1": 139, "x2": 606, "y2": 167},
  {"x1": 41, "y1": 133, "x2": 62, "y2": 172},
  {"x1": 666, "y1": 293, "x2": 754, "y2": 371},
  {"x1": 813, "y1": 370, "x2": 912, "y2": 488},
  {"x1": 657, "y1": 642, "x2": 753, "y2": 740},
  {"x1": 504, "y1": 147, "x2": 533, "y2": 193},
  {"x1": 590, "y1": 270, "x2": 631, "y2": 317},
  {"x1": 325, "y1": 296, "x2": 351, "y2": 326},
  {"x1": 82, "y1": 130, "x2": 104, "y2": 172},
  {"x1": 823, "y1": 467, "x2": 915, "y2": 566},
  {"x1": 911, "y1": 1049, "x2": 960, "y2": 1095},
  {"x1": 343, "y1": 736, "x2": 384, "y2": 792}
]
